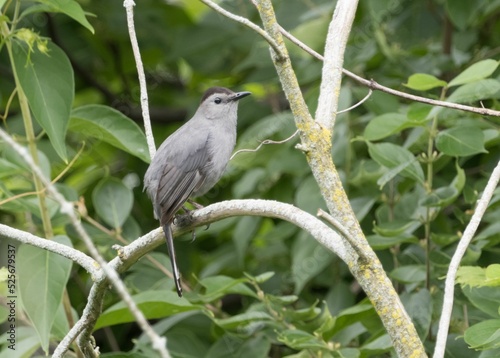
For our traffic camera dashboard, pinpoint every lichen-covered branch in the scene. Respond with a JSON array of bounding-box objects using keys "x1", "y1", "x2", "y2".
[{"x1": 255, "y1": 1, "x2": 426, "y2": 356}]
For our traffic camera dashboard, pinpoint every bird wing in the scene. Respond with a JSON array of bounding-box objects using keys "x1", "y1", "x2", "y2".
[{"x1": 155, "y1": 131, "x2": 212, "y2": 225}]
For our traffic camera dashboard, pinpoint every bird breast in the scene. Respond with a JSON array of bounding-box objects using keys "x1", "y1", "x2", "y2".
[{"x1": 193, "y1": 124, "x2": 236, "y2": 197}]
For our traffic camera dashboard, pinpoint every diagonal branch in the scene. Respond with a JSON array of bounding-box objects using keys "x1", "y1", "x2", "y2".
[
  {"x1": 278, "y1": 26, "x2": 500, "y2": 118},
  {"x1": 0, "y1": 127, "x2": 169, "y2": 358},
  {"x1": 199, "y1": 0, "x2": 284, "y2": 60}
]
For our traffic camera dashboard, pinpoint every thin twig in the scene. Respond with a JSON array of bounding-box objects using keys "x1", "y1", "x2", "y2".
[
  {"x1": 124, "y1": 0, "x2": 155, "y2": 161},
  {"x1": 0, "y1": 87, "x2": 17, "y2": 122},
  {"x1": 230, "y1": 129, "x2": 299, "y2": 160},
  {"x1": 278, "y1": 26, "x2": 500, "y2": 118},
  {"x1": 337, "y1": 89, "x2": 373, "y2": 114},
  {"x1": 199, "y1": 0, "x2": 285, "y2": 61},
  {"x1": 317, "y1": 209, "x2": 366, "y2": 260},
  {"x1": 433, "y1": 159, "x2": 500, "y2": 358}
]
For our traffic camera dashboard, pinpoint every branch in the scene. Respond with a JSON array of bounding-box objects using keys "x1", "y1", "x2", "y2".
[
  {"x1": 199, "y1": 0, "x2": 284, "y2": 60},
  {"x1": 0, "y1": 127, "x2": 169, "y2": 358},
  {"x1": 433, "y1": 159, "x2": 500, "y2": 358},
  {"x1": 278, "y1": 26, "x2": 500, "y2": 118},
  {"x1": 254, "y1": 1, "x2": 426, "y2": 356},
  {"x1": 315, "y1": 0, "x2": 359, "y2": 129},
  {"x1": 230, "y1": 129, "x2": 299, "y2": 160},
  {"x1": 62, "y1": 200, "x2": 352, "y2": 356},
  {"x1": 0, "y1": 224, "x2": 100, "y2": 278},
  {"x1": 116, "y1": 199, "x2": 354, "y2": 269},
  {"x1": 124, "y1": 0, "x2": 155, "y2": 161}
]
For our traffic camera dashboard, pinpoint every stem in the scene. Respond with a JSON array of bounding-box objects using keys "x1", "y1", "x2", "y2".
[
  {"x1": 1, "y1": 21, "x2": 53, "y2": 238},
  {"x1": 424, "y1": 88, "x2": 446, "y2": 289}
]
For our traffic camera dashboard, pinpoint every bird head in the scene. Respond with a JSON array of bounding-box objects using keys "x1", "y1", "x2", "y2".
[{"x1": 197, "y1": 87, "x2": 251, "y2": 121}]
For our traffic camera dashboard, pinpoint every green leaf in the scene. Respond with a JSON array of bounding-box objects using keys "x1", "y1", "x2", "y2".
[
  {"x1": 249, "y1": 271, "x2": 275, "y2": 284},
  {"x1": 449, "y1": 59, "x2": 499, "y2": 87},
  {"x1": 70, "y1": 105, "x2": 150, "y2": 163},
  {"x1": 0, "y1": 157, "x2": 22, "y2": 178},
  {"x1": 457, "y1": 265, "x2": 500, "y2": 288},
  {"x1": 464, "y1": 319, "x2": 500, "y2": 350},
  {"x1": 407, "y1": 103, "x2": 432, "y2": 122},
  {"x1": 197, "y1": 275, "x2": 257, "y2": 301},
  {"x1": 445, "y1": 0, "x2": 476, "y2": 30},
  {"x1": 18, "y1": 235, "x2": 73, "y2": 354},
  {"x1": 215, "y1": 311, "x2": 274, "y2": 330},
  {"x1": 436, "y1": 126, "x2": 487, "y2": 157},
  {"x1": 36, "y1": 0, "x2": 94, "y2": 33},
  {"x1": 367, "y1": 234, "x2": 419, "y2": 250},
  {"x1": 486, "y1": 264, "x2": 500, "y2": 286},
  {"x1": 405, "y1": 73, "x2": 447, "y2": 91},
  {"x1": 373, "y1": 220, "x2": 420, "y2": 237},
  {"x1": 401, "y1": 289, "x2": 432, "y2": 339},
  {"x1": 95, "y1": 291, "x2": 199, "y2": 330},
  {"x1": 291, "y1": 232, "x2": 334, "y2": 294},
  {"x1": 367, "y1": 142, "x2": 425, "y2": 185},
  {"x1": 295, "y1": 175, "x2": 327, "y2": 213},
  {"x1": 390, "y1": 265, "x2": 426, "y2": 284},
  {"x1": 206, "y1": 334, "x2": 271, "y2": 358},
  {"x1": 92, "y1": 177, "x2": 134, "y2": 229},
  {"x1": 446, "y1": 79, "x2": 500, "y2": 103},
  {"x1": 332, "y1": 303, "x2": 376, "y2": 336},
  {"x1": 364, "y1": 113, "x2": 420, "y2": 141},
  {"x1": 462, "y1": 286, "x2": 500, "y2": 318},
  {"x1": 277, "y1": 329, "x2": 330, "y2": 350},
  {"x1": 421, "y1": 162, "x2": 465, "y2": 207},
  {"x1": 11, "y1": 40, "x2": 74, "y2": 161},
  {"x1": 233, "y1": 216, "x2": 261, "y2": 268},
  {"x1": 360, "y1": 334, "x2": 392, "y2": 354}
]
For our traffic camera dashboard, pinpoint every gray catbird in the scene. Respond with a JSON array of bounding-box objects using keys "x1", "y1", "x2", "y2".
[{"x1": 144, "y1": 87, "x2": 251, "y2": 296}]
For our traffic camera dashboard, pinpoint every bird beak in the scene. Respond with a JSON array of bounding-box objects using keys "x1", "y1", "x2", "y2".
[{"x1": 229, "y1": 91, "x2": 251, "y2": 101}]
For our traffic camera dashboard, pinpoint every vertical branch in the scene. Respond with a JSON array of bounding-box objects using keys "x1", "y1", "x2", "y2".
[
  {"x1": 433, "y1": 159, "x2": 500, "y2": 358},
  {"x1": 314, "y1": 0, "x2": 359, "y2": 129},
  {"x1": 123, "y1": 0, "x2": 155, "y2": 160}
]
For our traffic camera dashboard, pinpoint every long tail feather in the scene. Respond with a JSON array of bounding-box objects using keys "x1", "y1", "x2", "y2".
[{"x1": 163, "y1": 224, "x2": 182, "y2": 297}]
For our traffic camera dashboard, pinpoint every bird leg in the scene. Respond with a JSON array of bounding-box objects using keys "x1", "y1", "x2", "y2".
[{"x1": 187, "y1": 199, "x2": 204, "y2": 210}]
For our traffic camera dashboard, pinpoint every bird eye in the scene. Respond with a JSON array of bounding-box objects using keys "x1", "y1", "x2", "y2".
[{"x1": 214, "y1": 97, "x2": 222, "y2": 104}]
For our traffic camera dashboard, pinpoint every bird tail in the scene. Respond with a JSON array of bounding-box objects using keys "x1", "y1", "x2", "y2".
[{"x1": 163, "y1": 224, "x2": 182, "y2": 297}]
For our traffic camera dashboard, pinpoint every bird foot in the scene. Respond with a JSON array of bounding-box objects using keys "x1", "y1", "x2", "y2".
[{"x1": 173, "y1": 212, "x2": 193, "y2": 227}]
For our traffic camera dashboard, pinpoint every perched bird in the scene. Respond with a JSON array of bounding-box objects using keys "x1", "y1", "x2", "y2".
[{"x1": 144, "y1": 87, "x2": 251, "y2": 296}]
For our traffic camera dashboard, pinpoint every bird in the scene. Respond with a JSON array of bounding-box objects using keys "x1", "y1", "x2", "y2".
[{"x1": 144, "y1": 87, "x2": 251, "y2": 297}]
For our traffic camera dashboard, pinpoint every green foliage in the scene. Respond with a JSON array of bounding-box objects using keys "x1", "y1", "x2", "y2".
[
  {"x1": 0, "y1": 0, "x2": 499, "y2": 357},
  {"x1": 11, "y1": 39, "x2": 73, "y2": 161},
  {"x1": 18, "y1": 235, "x2": 72, "y2": 354}
]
